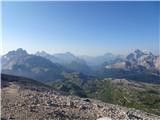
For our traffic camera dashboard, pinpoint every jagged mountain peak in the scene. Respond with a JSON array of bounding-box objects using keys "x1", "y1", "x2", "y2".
[
  {"x1": 6, "y1": 48, "x2": 28, "y2": 57},
  {"x1": 1, "y1": 49, "x2": 70, "y2": 82},
  {"x1": 54, "y1": 52, "x2": 84, "y2": 64},
  {"x1": 104, "y1": 49, "x2": 159, "y2": 72},
  {"x1": 127, "y1": 49, "x2": 144, "y2": 60},
  {"x1": 134, "y1": 49, "x2": 144, "y2": 54},
  {"x1": 36, "y1": 51, "x2": 51, "y2": 56},
  {"x1": 54, "y1": 52, "x2": 75, "y2": 58},
  {"x1": 16, "y1": 48, "x2": 27, "y2": 52},
  {"x1": 15, "y1": 48, "x2": 27, "y2": 54}
]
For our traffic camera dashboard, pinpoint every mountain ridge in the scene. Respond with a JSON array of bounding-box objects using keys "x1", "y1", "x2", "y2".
[
  {"x1": 1, "y1": 49, "x2": 71, "y2": 82},
  {"x1": 35, "y1": 50, "x2": 94, "y2": 75},
  {"x1": 2, "y1": 48, "x2": 160, "y2": 83}
]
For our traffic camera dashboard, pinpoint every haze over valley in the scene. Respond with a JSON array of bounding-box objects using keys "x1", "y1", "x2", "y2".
[
  {"x1": 1, "y1": 48, "x2": 160, "y2": 118},
  {"x1": 1, "y1": 1, "x2": 159, "y2": 120}
]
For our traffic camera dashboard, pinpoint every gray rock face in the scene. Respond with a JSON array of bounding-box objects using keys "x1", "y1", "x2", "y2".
[
  {"x1": 105, "y1": 49, "x2": 159, "y2": 71},
  {"x1": 155, "y1": 56, "x2": 160, "y2": 70},
  {"x1": 1, "y1": 74, "x2": 160, "y2": 120},
  {"x1": 97, "y1": 117, "x2": 113, "y2": 120}
]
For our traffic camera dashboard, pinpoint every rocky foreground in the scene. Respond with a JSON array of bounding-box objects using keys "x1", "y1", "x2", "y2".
[{"x1": 1, "y1": 74, "x2": 160, "y2": 120}]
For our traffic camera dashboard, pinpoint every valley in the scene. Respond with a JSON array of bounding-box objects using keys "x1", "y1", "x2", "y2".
[
  {"x1": 1, "y1": 48, "x2": 160, "y2": 118},
  {"x1": 2, "y1": 1, "x2": 159, "y2": 119},
  {"x1": 1, "y1": 74, "x2": 160, "y2": 120}
]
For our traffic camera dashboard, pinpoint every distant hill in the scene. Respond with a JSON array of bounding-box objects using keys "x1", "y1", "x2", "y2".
[
  {"x1": 79, "y1": 53, "x2": 124, "y2": 68},
  {"x1": 36, "y1": 51, "x2": 85, "y2": 65},
  {"x1": 36, "y1": 51, "x2": 94, "y2": 75}
]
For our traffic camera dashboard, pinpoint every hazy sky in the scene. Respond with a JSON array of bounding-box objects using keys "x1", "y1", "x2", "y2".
[{"x1": 2, "y1": 1, "x2": 159, "y2": 56}]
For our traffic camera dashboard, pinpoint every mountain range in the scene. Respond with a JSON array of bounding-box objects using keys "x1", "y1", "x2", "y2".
[
  {"x1": 35, "y1": 49, "x2": 160, "y2": 74},
  {"x1": 35, "y1": 51, "x2": 94, "y2": 75},
  {"x1": 1, "y1": 48, "x2": 160, "y2": 83},
  {"x1": 99, "y1": 49, "x2": 160, "y2": 83},
  {"x1": 105, "y1": 49, "x2": 158, "y2": 71},
  {"x1": 1, "y1": 48, "x2": 160, "y2": 117},
  {"x1": 1, "y1": 48, "x2": 71, "y2": 82}
]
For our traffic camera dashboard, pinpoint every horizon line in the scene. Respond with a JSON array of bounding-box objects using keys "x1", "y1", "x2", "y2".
[{"x1": 1, "y1": 48, "x2": 159, "y2": 57}]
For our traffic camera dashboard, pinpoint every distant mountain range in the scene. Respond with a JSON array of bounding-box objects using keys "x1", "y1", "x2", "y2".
[
  {"x1": 36, "y1": 51, "x2": 85, "y2": 65},
  {"x1": 35, "y1": 51, "x2": 93, "y2": 75},
  {"x1": 1, "y1": 48, "x2": 160, "y2": 83},
  {"x1": 104, "y1": 49, "x2": 158, "y2": 71},
  {"x1": 79, "y1": 53, "x2": 124, "y2": 68},
  {"x1": 100, "y1": 49, "x2": 160, "y2": 83},
  {"x1": 1, "y1": 48, "x2": 160, "y2": 117},
  {"x1": 1, "y1": 48, "x2": 70, "y2": 82}
]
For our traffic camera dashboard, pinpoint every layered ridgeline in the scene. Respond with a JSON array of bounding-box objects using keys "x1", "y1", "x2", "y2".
[
  {"x1": 1, "y1": 48, "x2": 72, "y2": 82},
  {"x1": 1, "y1": 74, "x2": 160, "y2": 120},
  {"x1": 35, "y1": 51, "x2": 94, "y2": 75},
  {"x1": 1, "y1": 48, "x2": 160, "y2": 116},
  {"x1": 2, "y1": 48, "x2": 160, "y2": 83}
]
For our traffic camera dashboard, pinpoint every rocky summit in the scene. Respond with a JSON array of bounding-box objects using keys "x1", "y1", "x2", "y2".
[{"x1": 1, "y1": 74, "x2": 160, "y2": 120}]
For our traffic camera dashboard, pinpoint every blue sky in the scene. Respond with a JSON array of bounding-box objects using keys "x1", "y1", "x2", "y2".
[{"x1": 2, "y1": 1, "x2": 159, "y2": 56}]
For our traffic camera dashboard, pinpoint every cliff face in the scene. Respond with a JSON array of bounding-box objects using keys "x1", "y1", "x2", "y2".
[{"x1": 1, "y1": 74, "x2": 160, "y2": 120}]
